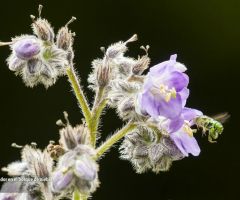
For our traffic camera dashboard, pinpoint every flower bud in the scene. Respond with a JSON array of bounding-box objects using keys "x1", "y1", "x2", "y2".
[
  {"x1": 32, "y1": 18, "x2": 54, "y2": 42},
  {"x1": 118, "y1": 97, "x2": 136, "y2": 120},
  {"x1": 120, "y1": 127, "x2": 184, "y2": 173},
  {"x1": 7, "y1": 54, "x2": 25, "y2": 71},
  {"x1": 117, "y1": 57, "x2": 136, "y2": 77},
  {"x1": 7, "y1": 34, "x2": 68, "y2": 88},
  {"x1": 26, "y1": 58, "x2": 41, "y2": 74},
  {"x1": 59, "y1": 124, "x2": 91, "y2": 151},
  {"x1": 132, "y1": 55, "x2": 150, "y2": 75},
  {"x1": 75, "y1": 155, "x2": 98, "y2": 181},
  {"x1": 152, "y1": 155, "x2": 172, "y2": 173},
  {"x1": 96, "y1": 59, "x2": 111, "y2": 87},
  {"x1": 56, "y1": 17, "x2": 76, "y2": 51},
  {"x1": 148, "y1": 137, "x2": 184, "y2": 173},
  {"x1": 120, "y1": 128, "x2": 153, "y2": 173},
  {"x1": 13, "y1": 38, "x2": 41, "y2": 60},
  {"x1": 51, "y1": 170, "x2": 73, "y2": 193},
  {"x1": 56, "y1": 27, "x2": 73, "y2": 50},
  {"x1": 106, "y1": 34, "x2": 138, "y2": 58}
]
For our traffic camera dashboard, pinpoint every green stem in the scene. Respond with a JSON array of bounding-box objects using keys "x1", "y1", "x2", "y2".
[
  {"x1": 89, "y1": 87, "x2": 108, "y2": 147},
  {"x1": 96, "y1": 123, "x2": 137, "y2": 158},
  {"x1": 66, "y1": 67, "x2": 91, "y2": 125},
  {"x1": 92, "y1": 86, "x2": 105, "y2": 109},
  {"x1": 73, "y1": 189, "x2": 88, "y2": 200}
]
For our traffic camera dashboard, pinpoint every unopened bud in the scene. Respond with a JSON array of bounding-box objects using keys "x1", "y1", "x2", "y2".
[
  {"x1": 106, "y1": 34, "x2": 138, "y2": 58},
  {"x1": 56, "y1": 27, "x2": 74, "y2": 50},
  {"x1": 59, "y1": 124, "x2": 91, "y2": 150},
  {"x1": 32, "y1": 18, "x2": 55, "y2": 42},
  {"x1": 97, "y1": 59, "x2": 111, "y2": 87},
  {"x1": 51, "y1": 170, "x2": 73, "y2": 193},
  {"x1": 56, "y1": 17, "x2": 76, "y2": 50},
  {"x1": 13, "y1": 38, "x2": 41, "y2": 60},
  {"x1": 132, "y1": 55, "x2": 150, "y2": 75},
  {"x1": 118, "y1": 97, "x2": 136, "y2": 120},
  {"x1": 75, "y1": 155, "x2": 98, "y2": 181}
]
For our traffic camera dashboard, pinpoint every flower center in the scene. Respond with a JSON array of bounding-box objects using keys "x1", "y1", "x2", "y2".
[{"x1": 156, "y1": 84, "x2": 176, "y2": 102}]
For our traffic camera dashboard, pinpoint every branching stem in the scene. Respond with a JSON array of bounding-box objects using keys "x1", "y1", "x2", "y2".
[
  {"x1": 89, "y1": 87, "x2": 108, "y2": 146},
  {"x1": 66, "y1": 66, "x2": 92, "y2": 126},
  {"x1": 96, "y1": 123, "x2": 137, "y2": 158}
]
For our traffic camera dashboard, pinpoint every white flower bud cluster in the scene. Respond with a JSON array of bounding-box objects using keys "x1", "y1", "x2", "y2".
[
  {"x1": 120, "y1": 127, "x2": 184, "y2": 173},
  {"x1": 88, "y1": 35, "x2": 150, "y2": 120},
  {"x1": 1, "y1": 123, "x2": 99, "y2": 199},
  {"x1": 51, "y1": 123, "x2": 99, "y2": 196}
]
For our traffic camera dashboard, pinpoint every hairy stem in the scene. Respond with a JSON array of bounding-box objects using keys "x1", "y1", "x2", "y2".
[
  {"x1": 96, "y1": 123, "x2": 137, "y2": 158},
  {"x1": 89, "y1": 87, "x2": 108, "y2": 146},
  {"x1": 73, "y1": 189, "x2": 88, "y2": 200},
  {"x1": 92, "y1": 86, "x2": 105, "y2": 109},
  {"x1": 0, "y1": 41, "x2": 13, "y2": 46},
  {"x1": 66, "y1": 66, "x2": 91, "y2": 126}
]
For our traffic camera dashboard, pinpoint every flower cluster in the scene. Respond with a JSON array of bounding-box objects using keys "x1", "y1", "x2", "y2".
[
  {"x1": 6, "y1": 6, "x2": 75, "y2": 88},
  {"x1": 52, "y1": 123, "x2": 99, "y2": 195},
  {"x1": 117, "y1": 55, "x2": 205, "y2": 172},
  {"x1": 120, "y1": 127, "x2": 184, "y2": 173},
  {"x1": 1, "y1": 121, "x2": 99, "y2": 200},
  {"x1": 1, "y1": 144, "x2": 54, "y2": 199},
  {"x1": 87, "y1": 33, "x2": 226, "y2": 174},
  {"x1": 88, "y1": 35, "x2": 150, "y2": 120}
]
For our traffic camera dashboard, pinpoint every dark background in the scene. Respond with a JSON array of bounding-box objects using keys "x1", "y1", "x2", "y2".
[{"x1": 0, "y1": 0, "x2": 239, "y2": 199}]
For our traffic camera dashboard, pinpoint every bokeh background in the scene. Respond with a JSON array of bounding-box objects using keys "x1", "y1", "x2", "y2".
[{"x1": 0, "y1": 0, "x2": 239, "y2": 199}]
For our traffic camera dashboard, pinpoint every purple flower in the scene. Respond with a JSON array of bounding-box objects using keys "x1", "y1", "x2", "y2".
[
  {"x1": 170, "y1": 108, "x2": 203, "y2": 156},
  {"x1": 51, "y1": 170, "x2": 73, "y2": 193},
  {"x1": 75, "y1": 155, "x2": 98, "y2": 181},
  {"x1": 13, "y1": 38, "x2": 41, "y2": 60},
  {"x1": 51, "y1": 150, "x2": 99, "y2": 194},
  {"x1": 157, "y1": 107, "x2": 203, "y2": 156},
  {"x1": 138, "y1": 54, "x2": 189, "y2": 119}
]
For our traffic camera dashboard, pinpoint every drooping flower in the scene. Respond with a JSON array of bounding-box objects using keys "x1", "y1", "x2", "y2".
[
  {"x1": 137, "y1": 54, "x2": 189, "y2": 119},
  {"x1": 156, "y1": 107, "x2": 203, "y2": 156}
]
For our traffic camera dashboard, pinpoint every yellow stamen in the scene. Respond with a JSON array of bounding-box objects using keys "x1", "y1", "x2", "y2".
[
  {"x1": 165, "y1": 93, "x2": 171, "y2": 102},
  {"x1": 61, "y1": 167, "x2": 69, "y2": 174},
  {"x1": 183, "y1": 122, "x2": 193, "y2": 137},
  {"x1": 158, "y1": 84, "x2": 177, "y2": 102},
  {"x1": 171, "y1": 88, "x2": 177, "y2": 99}
]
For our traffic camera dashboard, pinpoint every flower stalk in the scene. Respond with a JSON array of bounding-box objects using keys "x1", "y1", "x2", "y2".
[
  {"x1": 67, "y1": 68, "x2": 108, "y2": 147},
  {"x1": 73, "y1": 189, "x2": 88, "y2": 200},
  {"x1": 96, "y1": 123, "x2": 137, "y2": 158},
  {"x1": 66, "y1": 66, "x2": 92, "y2": 126},
  {"x1": 89, "y1": 87, "x2": 108, "y2": 147}
]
